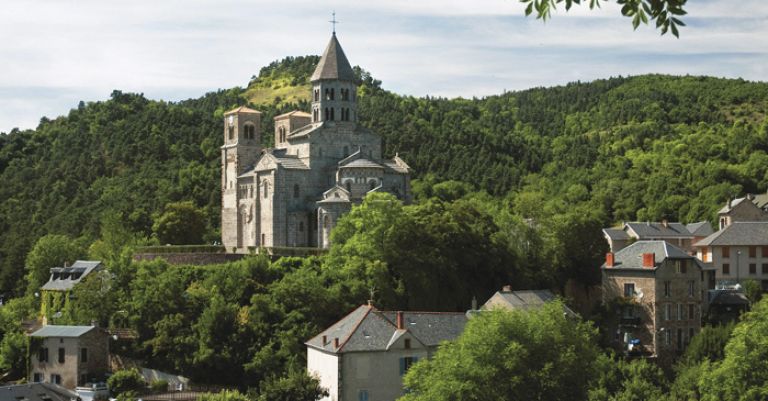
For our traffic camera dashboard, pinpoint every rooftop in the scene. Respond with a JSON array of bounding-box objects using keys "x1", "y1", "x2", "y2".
[
  {"x1": 605, "y1": 240, "x2": 693, "y2": 270},
  {"x1": 310, "y1": 34, "x2": 356, "y2": 82},
  {"x1": 0, "y1": 383, "x2": 79, "y2": 401},
  {"x1": 41, "y1": 260, "x2": 102, "y2": 291},
  {"x1": 224, "y1": 106, "x2": 261, "y2": 115},
  {"x1": 30, "y1": 325, "x2": 96, "y2": 338},
  {"x1": 695, "y1": 222, "x2": 768, "y2": 247},
  {"x1": 624, "y1": 221, "x2": 700, "y2": 238},
  {"x1": 306, "y1": 304, "x2": 467, "y2": 354}
]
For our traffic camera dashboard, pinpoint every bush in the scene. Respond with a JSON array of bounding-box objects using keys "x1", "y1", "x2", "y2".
[
  {"x1": 150, "y1": 379, "x2": 168, "y2": 393},
  {"x1": 108, "y1": 369, "x2": 146, "y2": 397}
]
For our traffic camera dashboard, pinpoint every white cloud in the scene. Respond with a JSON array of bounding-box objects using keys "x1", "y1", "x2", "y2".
[{"x1": 0, "y1": 0, "x2": 766, "y2": 132}]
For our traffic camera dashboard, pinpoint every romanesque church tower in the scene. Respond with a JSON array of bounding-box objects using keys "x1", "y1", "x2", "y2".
[{"x1": 221, "y1": 33, "x2": 412, "y2": 252}]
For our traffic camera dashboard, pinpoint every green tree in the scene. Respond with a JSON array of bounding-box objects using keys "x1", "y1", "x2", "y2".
[
  {"x1": 741, "y1": 279, "x2": 763, "y2": 305},
  {"x1": 24, "y1": 234, "x2": 84, "y2": 297},
  {"x1": 108, "y1": 368, "x2": 146, "y2": 397},
  {"x1": 152, "y1": 201, "x2": 206, "y2": 245},
  {"x1": 699, "y1": 298, "x2": 768, "y2": 401},
  {"x1": 588, "y1": 356, "x2": 667, "y2": 401},
  {"x1": 257, "y1": 370, "x2": 328, "y2": 401},
  {"x1": 400, "y1": 301, "x2": 600, "y2": 401}
]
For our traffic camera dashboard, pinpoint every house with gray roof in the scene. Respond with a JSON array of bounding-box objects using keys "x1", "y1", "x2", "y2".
[
  {"x1": 0, "y1": 383, "x2": 79, "y2": 401},
  {"x1": 602, "y1": 220, "x2": 713, "y2": 254},
  {"x1": 481, "y1": 286, "x2": 576, "y2": 317},
  {"x1": 694, "y1": 221, "x2": 768, "y2": 290},
  {"x1": 717, "y1": 194, "x2": 768, "y2": 230},
  {"x1": 28, "y1": 325, "x2": 109, "y2": 390},
  {"x1": 306, "y1": 303, "x2": 466, "y2": 401},
  {"x1": 39, "y1": 261, "x2": 103, "y2": 325},
  {"x1": 602, "y1": 241, "x2": 705, "y2": 363}
]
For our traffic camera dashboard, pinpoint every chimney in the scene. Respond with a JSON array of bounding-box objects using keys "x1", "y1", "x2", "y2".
[
  {"x1": 502, "y1": 285, "x2": 512, "y2": 292},
  {"x1": 642, "y1": 253, "x2": 655, "y2": 268},
  {"x1": 396, "y1": 311, "x2": 404, "y2": 330},
  {"x1": 322, "y1": 335, "x2": 327, "y2": 345},
  {"x1": 91, "y1": 319, "x2": 98, "y2": 327},
  {"x1": 333, "y1": 337, "x2": 339, "y2": 348},
  {"x1": 471, "y1": 296, "x2": 478, "y2": 310},
  {"x1": 662, "y1": 219, "x2": 668, "y2": 228},
  {"x1": 606, "y1": 252, "x2": 615, "y2": 268}
]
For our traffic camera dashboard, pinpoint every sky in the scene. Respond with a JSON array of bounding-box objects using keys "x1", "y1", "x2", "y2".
[{"x1": 1, "y1": 0, "x2": 767, "y2": 133}]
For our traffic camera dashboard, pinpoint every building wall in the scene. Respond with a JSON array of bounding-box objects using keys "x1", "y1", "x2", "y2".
[
  {"x1": 307, "y1": 348, "x2": 339, "y2": 401},
  {"x1": 700, "y1": 245, "x2": 768, "y2": 288},
  {"x1": 340, "y1": 341, "x2": 429, "y2": 401},
  {"x1": 720, "y1": 201, "x2": 768, "y2": 228},
  {"x1": 29, "y1": 331, "x2": 109, "y2": 390},
  {"x1": 653, "y1": 260, "x2": 702, "y2": 361},
  {"x1": 602, "y1": 269, "x2": 657, "y2": 355}
]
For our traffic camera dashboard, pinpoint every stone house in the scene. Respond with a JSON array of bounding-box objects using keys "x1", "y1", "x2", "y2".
[
  {"x1": 602, "y1": 241, "x2": 704, "y2": 362},
  {"x1": 28, "y1": 325, "x2": 109, "y2": 390},
  {"x1": 717, "y1": 195, "x2": 768, "y2": 230},
  {"x1": 695, "y1": 221, "x2": 768, "y2": 290},
  {"x1": 306, "y1": 304, "x2": 466, "y2": 401},
  {"x1": 602, "y1": 221, "x2": 712, "y2": 254},
  {"x1": 221, "y1": 33, "x2": 411, "y2": 252},
  {"x1": 39, "y1": 261, "x2": 103, "y2": 324},
  {"x1": 481, "y1": 286, "x2": 576, "y2": 316}
]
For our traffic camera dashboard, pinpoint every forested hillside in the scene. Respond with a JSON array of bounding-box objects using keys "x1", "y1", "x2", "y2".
[{"x1": 0, "y1": 56, "x2": 767, "y2": 298}]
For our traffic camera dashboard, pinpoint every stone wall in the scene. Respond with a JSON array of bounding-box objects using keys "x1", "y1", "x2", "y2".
[{"x1": 133, "y1": 252, "x2": 245, "y2": 266}]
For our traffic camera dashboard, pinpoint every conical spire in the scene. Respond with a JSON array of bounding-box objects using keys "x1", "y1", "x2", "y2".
[{"x1": 311, "y1": 34, "x2": 356, "y2": 82}]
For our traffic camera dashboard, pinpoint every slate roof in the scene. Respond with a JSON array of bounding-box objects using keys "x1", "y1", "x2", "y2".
[
  {"x1": 482, "y1": 289, "x2": 577, "y2": 316},
  {"x1": 224, "y1": 106, "x2": 261, "y2": 115},
  {"x1": 718, "y1": 197, "x2": 751, "y2": 214},
  {"x1": 306, "y1": 304, "x2": 467, "y2": 354},
  {"x1": 0, "y1": 383, "x2": 79, "y2": 401},
  {"x1": 275, "y1": 110, "x2": 311, "y2": 119},
  {"x1": 340, "y1": 158, "x2": 384, "y2": 169},
  {"x1": 695, "y1": 222, "x2": 768, "y2": 246},
  {"x1": 625, "y1": 222, "x2": 694, "y2": 238},
  {"x1": 605, "y1": 240, "x2": 693, "y2": 270},
  {"x1": 274, "y1": 156, "x2": 310, "y2": 170},
  {"x1": 30, "y1": 325, "x2": 95, "y2": 338},
  {"x1": 686, "y1": 221, "x2": 714, "y2": 237},
  {"x1": 317, "y1": 185, "x2": 351, "y2": 204},
  {"x1": 709, "y1": 290, "x2": 749, "y2": 306},
  {"x1": 41, "y1": 260, "x2": 102, "y2": 291},
  {"x1": 754, "y1": 193, "x2": 768, "y2": 210},
  {"x1": 311, "y1": 34, "x2": 356, "y2": 82},
  {"x1": 603, "y1": 228, "x2": 630, "y2": 241}
]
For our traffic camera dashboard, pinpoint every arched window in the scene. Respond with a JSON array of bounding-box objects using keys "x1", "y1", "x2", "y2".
[
  {"x1": 330, "y1": 108, "x2": 335, "y2": 121},
  {"x1": 345, "y1": 181, "x2": 351, "y2": 193},
  {"x1": 330, "y1": 88, "x2": 335, "y2": 100},
  {"x1": 324, "y1": 108, "x2": 330, "y2": 121},
  {"x1": 293, "y1": 184, "x2": 300, "y2": 198},
  {"x1": 314, "y1": 89, "x2": 319, "y2": 102},
  {"x1": 263, "y1": 180, "x2": 269, "y2": 199},
  {"x1": 278, "y1": 126, "x2": 286, "y2": 143},
  {"x1": 228, "y1": 126, "x2": 234, "y2": 140}
]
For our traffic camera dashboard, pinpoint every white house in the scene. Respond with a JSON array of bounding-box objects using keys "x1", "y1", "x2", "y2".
[
  {"x1": 306, "y1": 303, "x2": 466, "y2": 401},
  {"x1": 695, "y1": 221, "x2": 768, "y2": 290}
]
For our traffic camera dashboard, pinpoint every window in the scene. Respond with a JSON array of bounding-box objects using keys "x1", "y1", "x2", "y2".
[
  {"x1": 33, "y1": 373, "x2": 42, "y2": 383},
  {"x1": 677, "y1": 328, "x2": 683, "y2": 349},
  {"x1": 689, "y1": 327, "x2": 695, "y2": 341},
  {"x1": 263, "y1": 181, "x2": 268, "y2": 199},
  {"x1": 723, "y1": 263, "x2": 730, "y2": 275},
  {"x1": 293, "y1": 184, "x2": 300, "y2": 198},
  {"x1": 678, "y1": 303, "x2": 685, "y2": 320},
  {"x1": 688, "y1": 280, "x2": 695, "y2": 297},
  {"x1": 763, "y1": 246, "x2": 768, "y2": 258},
  {"x1": 665, "y1": 330, "x2": 671, "y2": 346},
  {"x1": 330, "y1": 108, "x2": 335, "y2": 121},
  {"x1": 261, "y1": 233, "x2": 265, "y2": 245},
  {"x1": 665, "y1": 304, "x2": 672, "y2": 321},
  {"x1": 404, "y1": 339, "x2": 411, "y2": 349},
  {"x1": 51, "y1": 374, "x2": 61, "y2": 385},
  {"x1": 676, "y1": 260, "x2": 687, "y2": 274},
  {"x1": 80, "y1": 348, "x2": 88, "y2": 363},
  {"x1": 228, "y1": 126, "x2": 234, "y2": 140},
  {"x1": 701, "y1": 247, "x2": 709, "y2": 262},
  {"x1": 314, "y1": 89, "x2": 319, "y2": 102},
  {"x1": 623, "y1": 283, "x2": 635, "y2": 297},
  {"x1": 58, "y1": 348, "x2": 65, "y2": 363},
  {"x1": 749, "y1": 246, "x2": 757, "y2": 258},
  {"x1": 664, "y1": 281, "x2": 671, "y2": 297},
  {"x1": 345, "y1": 181, "x2": 352, "y2": 193},
  {"x1": 763, "y1": 263, "x2": 768, "y2": 275},
  {"x1": 342, "y1": 88, "x2": 349, "y2": 101},
  {"x1": 722, "y1": 246, "x2": 730, "y2": 258},
  {"x1": 399, "y1": 356, "x2": 419, "y2": 376},
  {"x1": 244, "y1": 124, "x2": 255, "y2": 140},
  {"x1": 358, "y1": 390, "x2": 369, "y2": 401},
  {"x1": 750, "y1": 263, "x2": 757, "y2": 275},
  {"x1": 688, "y1": 304, "x2": 695, "y2": 320},
  {"x1": 38, "y1": 347, "x2": 48, "y2": 362},
  {"x1": 324, "y1": 108, "x2": 330, "y2": 121},
  {"x1": 330, "y1": 88, "x2": 335, "y2": 100}
]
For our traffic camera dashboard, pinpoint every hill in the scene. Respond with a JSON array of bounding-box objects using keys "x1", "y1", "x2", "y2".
[{"x1": 0, "y1": 56, "x2": 767, "y2": 295}]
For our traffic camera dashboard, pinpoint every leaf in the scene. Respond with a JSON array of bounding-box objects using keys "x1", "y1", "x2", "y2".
[
  {"x1": 671, "y1": 22, "x2": 679, "y2": 37},
  {"x1": 525, "y1": 2, "x2": 534, "y2": 16}
]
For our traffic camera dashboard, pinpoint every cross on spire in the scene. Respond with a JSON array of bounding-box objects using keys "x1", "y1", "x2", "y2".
[{"x1": 329, "y1": 11, "x2": 339, "y2": 34}]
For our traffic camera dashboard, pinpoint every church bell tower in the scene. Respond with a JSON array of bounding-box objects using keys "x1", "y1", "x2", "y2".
[{"x1": 310, "y1": 33, "x2": 358, "y2": 124}]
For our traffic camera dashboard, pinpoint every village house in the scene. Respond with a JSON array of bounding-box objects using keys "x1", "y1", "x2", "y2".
[
  {"x1": 28, "y1": 325, "x2": 110, "y2": 390},
  {"x1": 306, "y1": 303, "x2": 466, "y2": 401},
  {"x1": 602, "y1": 221, "x2": 713, "y2": 254},
  {"x1": 39, "y1": 260, "x2": 103, "y2": 324},
  {"x1": 694, "y1": 221, "x2": 768, "y2": 290},
  {"x1": 601, "y1": 241, "x2": 705, "y2": 362},
  {"x1": 716, "y1": 194, "x2": 768, "y2": 230},
  {"x1": 481, "y1": 286, "x2": 576, "y2": 316}
]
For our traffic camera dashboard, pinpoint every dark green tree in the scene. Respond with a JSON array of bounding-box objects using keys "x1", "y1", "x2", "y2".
[{"x1": 152, "y1": 201, "x2": 206, "y2": 245}]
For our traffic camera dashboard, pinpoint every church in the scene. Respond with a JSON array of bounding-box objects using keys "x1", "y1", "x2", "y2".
[{"x1": 221, "y1": 33, "x2": 412, "y2": 251}]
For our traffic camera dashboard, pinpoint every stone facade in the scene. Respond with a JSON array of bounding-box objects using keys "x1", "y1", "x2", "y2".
[
  {"x1": 28, "y1": 326, "x2": 110, "y2": 389},
  {"x1": 602, "y1": 241, "x2": 703, "y2": 363},
  {"x1": 221, "y1": 34, "x2": 411, "y2": 252}
]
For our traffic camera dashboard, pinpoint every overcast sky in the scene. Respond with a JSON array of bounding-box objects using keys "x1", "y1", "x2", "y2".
[{"x1": 1, "y1": 0, "x2": 766, "y2": 133}]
